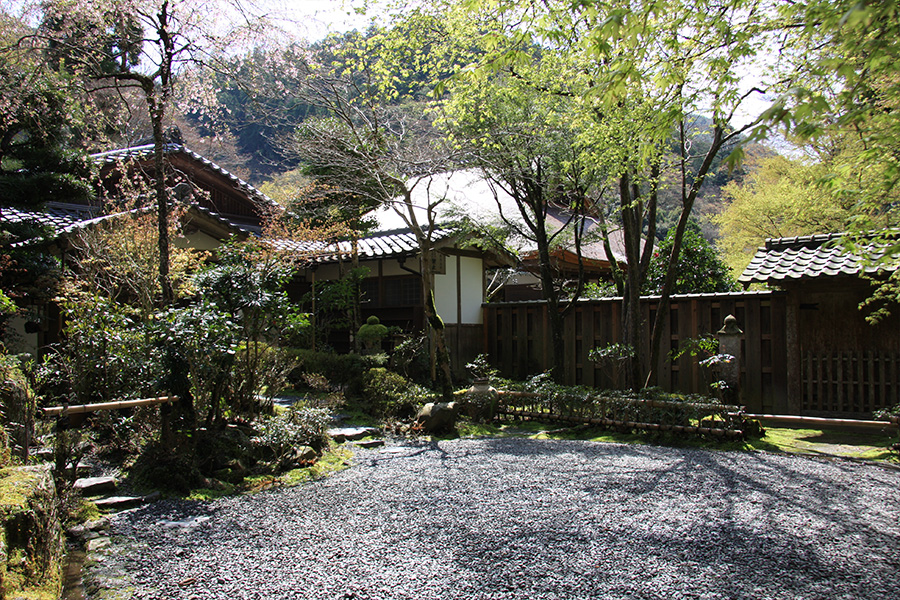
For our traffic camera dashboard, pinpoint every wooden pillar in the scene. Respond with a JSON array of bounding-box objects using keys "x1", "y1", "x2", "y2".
[{"x1": 785, "y1": 293, "x2": 802, "y2": 414}]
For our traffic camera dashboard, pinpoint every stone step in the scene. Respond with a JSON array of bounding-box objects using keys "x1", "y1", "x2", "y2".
[
  {"x1": 73, "y1": 476, "x2": 117, "y2": 496},
  {"x1": 327, "y1": 426, "x2": 380, "y2": 443},
  {"x1": 353, "y1": 439, "x2": 385, "y2": 449},
  {"x1": 93, "y1": 492, "x2": 159, "y2": 511}
]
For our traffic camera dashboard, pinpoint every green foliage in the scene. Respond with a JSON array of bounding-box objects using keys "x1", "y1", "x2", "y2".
[
  {"x1": 761, "y1": 1, "x2": 900, "y2": 252},
  {"x1": 644, "y1": 224, "x2": 737, "y2": 295},
  {"x1": 303, "y1": 267, "x2": 369, "y2": 348},
  {"x1": 388, "y1": 333, "x2": 432, "y2": 386},
  {"x1": 251, "y1": 407, "x2": 330, "y2": 469},
  {"x1": 860, "y1": 269, "x2": 900, "y2": 325},
  {"x1": 0, "y1": 44, "x2": 95, "y2": 209},
  {"x1": 715, "y1": 151, "x2": 862, "y2": 274},
  {"x1": 465, "y1": 354, "x2": 499, "y2": 382},
  {"x1": 0, "y1": 352, "x2": 25, "y2": 465},
  {"x1": 38, "y1": 294, "x2": 157, "y2": 406},
  {"x1": 357, "y1": 315, "x2": 389, "y2": 354},
  {"x1": 285, "y1": 349, "x2": 387, "y2": 392},
  {"x1": 361, "y1": 368, "x2": 428, "y2": 419}
]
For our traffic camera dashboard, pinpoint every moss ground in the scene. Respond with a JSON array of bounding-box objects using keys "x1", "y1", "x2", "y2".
[{"x1": 456, "y1": 419, "x2": 899, "y2": 463}]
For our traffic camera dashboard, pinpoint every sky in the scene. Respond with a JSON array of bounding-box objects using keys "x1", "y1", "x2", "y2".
[{"x1": 271, "y1": 0, "x2": 386, "y2": 41}]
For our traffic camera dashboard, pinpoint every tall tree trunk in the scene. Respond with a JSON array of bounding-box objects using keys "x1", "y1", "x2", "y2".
[
  {"x1": 646, "y1": 126, "x2": 724, "y2": 385},
  {"x1": 619, "y1": 172, "x2": 645, "y2": 390},
  {"x1": 420, "y1": 246, "x2": 453, "y2": 400}
]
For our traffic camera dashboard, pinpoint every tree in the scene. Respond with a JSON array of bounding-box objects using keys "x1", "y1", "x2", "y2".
[
  {"x1": 714, "y1": 151, "x2": 856, "y2": 275},
  {"x1": 757, "y1": 1, "x2": 900, "y2": 313},
  {"x1": 442, "y1": 0, "x2": 778, "y2": 388},
  {"x1": 0, "y1": 16, "x2": 96, "y2": 330},
  {"x1": 438, "y1": 68, "x2": 596, "y2": 382},
  {"x1": 281, "y1": 15, "x2": 472, "y2": 399},
  {"x1": 643, "y1": 223, "x2": 736, "y2": 295},
  {"x1": 33, "y1": 0, "x2": 271, "y2": 306}
]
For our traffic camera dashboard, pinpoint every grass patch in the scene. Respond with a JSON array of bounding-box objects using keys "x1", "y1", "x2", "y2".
[
  {"x1": 69, "y1": 498, "x2": 102, "y2": 524},
  {"x1": 747, "y1": 426, "x2": 899, "y2": 461},
  {"x1": 240, "y1": 444, "x2": 353, "y2": 492},
  {"x1": 477, "y1": 418, "x2": 898, "y2": 462}
]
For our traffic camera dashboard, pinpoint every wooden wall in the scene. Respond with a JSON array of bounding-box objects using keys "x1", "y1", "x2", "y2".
[{"x1": 483, "y1": 292, "x2": 789, "y2": 414}]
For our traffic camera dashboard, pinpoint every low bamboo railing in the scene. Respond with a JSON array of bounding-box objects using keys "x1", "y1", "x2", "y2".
[{"x1": 40, "y1": 396, "x2": 179, "y2": 418}]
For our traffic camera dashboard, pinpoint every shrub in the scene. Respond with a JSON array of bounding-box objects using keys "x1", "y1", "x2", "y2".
[
  {"x1": 361, "y1": 368, "x2": 428, "y2": 419},
  {"x1": 285, "y1": 349, "x2": 386, "y2": 391},
  {"x1": 232, "y1": 341, "x2": 294, "y2": 417},
  {"x1": 251, "y1": 407, "x2": 330, "y2": 469},
  {"x1": 0, "y1": 352, "x2": 31, "y2": 462}
]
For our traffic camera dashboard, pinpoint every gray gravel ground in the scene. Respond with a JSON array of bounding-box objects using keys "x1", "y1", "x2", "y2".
[{"x1": 85, "y1": 439, "x2": 900, "y2": 600}]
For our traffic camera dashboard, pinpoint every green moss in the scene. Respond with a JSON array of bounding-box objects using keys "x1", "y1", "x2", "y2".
[
  {"x1": 69, "y1": 499, "x2": 102, "y2": 525},
  {"x1": 280, "y1": 445, "x2": 353, "y2": 486},
  {"x1": 0, "y1": 467, "x2": 41, "y2": 513},
  {"x1": 745, "y1": 427, "x2": 898, "y2": 461}
]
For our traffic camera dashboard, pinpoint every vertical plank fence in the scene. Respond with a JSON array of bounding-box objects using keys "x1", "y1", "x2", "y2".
[
  {"x1": 802, "y1": 351, "x2": 900, "y2": 416},
  {"x1": 484, "y1": 292, "x2": 788, "y2": 414}
]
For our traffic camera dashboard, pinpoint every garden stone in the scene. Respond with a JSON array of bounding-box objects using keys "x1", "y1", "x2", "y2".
[
  {"x1": 353, "y1": 439, "x2": 385, "y2": 449},
  {"x1": 73, "y1": 476, "x2": 117, "y2": 496},
  {"x1": 327, "y1": 427, "x2": 380, "y2": 443},
  {"x1": 86, "y1": 537, "x2": 111, "y2": 552},
  {"x1": 284, "y1": 445, "x2": 317, "y2": 468},
  {"x1": 415, "y1": 402, "x2": 458, "y2": 433}
]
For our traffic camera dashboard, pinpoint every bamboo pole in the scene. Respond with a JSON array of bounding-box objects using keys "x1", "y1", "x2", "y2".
[
  {"x1": 40, "y1": 396, "x2": 179, "y2": 418},
  {"x1": 743, "y1": 413, "x2": 899, "y2": 431},
  {"x1": 497, "y1": 390, "x2": 742, "y2": 413},
  {"x1": 495, "y1": 407, "x2": 745, "y2": 438}
]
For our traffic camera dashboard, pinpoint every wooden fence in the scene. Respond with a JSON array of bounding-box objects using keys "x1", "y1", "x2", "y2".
[
  {"x1": 483, "y1": 292, "x2": 788, "y2": 414},
  {"x1": 802, "y1": 351, "x2": 900, "y2": 417}
]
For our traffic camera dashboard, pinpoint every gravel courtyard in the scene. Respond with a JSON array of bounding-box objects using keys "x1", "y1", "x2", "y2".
[{"x1": 87, "y1": 439, "x2": 900, "y2": 600}]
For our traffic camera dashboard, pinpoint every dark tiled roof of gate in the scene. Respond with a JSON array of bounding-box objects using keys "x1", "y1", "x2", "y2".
[
  {"x1": 274, "y1": 227, "x2": 455, "y2": 264},
  {"x1": 739, "y1": 231, "x2": 900, "y2": 285}
]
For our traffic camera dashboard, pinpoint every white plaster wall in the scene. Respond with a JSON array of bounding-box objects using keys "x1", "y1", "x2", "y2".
[
  {"x1": 5, "y1": 315, "x2": 38, "y2": 356},
  {"x1": 459, "y1": 256, "x2": 485, "y2": 324},
  {"x1": 434, "y1": 255, "x2": 484, "y2": 325}
]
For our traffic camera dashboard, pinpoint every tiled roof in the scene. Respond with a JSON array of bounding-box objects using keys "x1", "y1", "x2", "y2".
[
  {"x1": 91, "y1": 143, "x2": 279, "y2": 209},
  {"x1": 274, "y1": 227, "x2": 455, "y2": 265},
  {"x1": 739, "y1": 231, "x2": 900, "y2": 285},
  {"x1": 0, "y1": 203, "x2": 102, "y2": 232},
  {"x1": 0, "y1": 201, "x2": 250, "y2": 245}
]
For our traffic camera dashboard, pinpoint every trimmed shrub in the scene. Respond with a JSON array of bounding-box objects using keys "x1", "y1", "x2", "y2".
[
  {"x1": 251, "y1": 407, "x2": 330, "y2": 469},
  {"x1": 361, "y1": 368, "x2": 428, "y2": 419}
]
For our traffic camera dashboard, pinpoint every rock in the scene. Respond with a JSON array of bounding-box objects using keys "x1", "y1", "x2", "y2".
[
  {"x1": 327, "y1": 427, "x2": 380, "y2": 443},
  {"x1": 353, "y1": 440, "x2": 385, "y2": 449},
  {"x1": 73, "y1": 476, "x2": 117, "y2": 496},
  {"x1": 30, "y1": 447, "x2": 55, "y2": 461},
  {"x1": 415, "y1": 402, "x2": 458, "y2": 433},
  {"x1": 93, "y1": 495, "x2": 149, "y2": 511},
  {"x1": 293, "y1": 445, "x2": 317, "y2": 463},
  {"x1": 86, "y1": 537, "x2": 111, "y2": 552}
]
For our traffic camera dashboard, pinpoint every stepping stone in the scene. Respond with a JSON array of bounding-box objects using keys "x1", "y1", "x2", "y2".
[
  {"x1": 94, "y1": 492, "x2": 159, "y2": 511},
  {"x1": 353, "y1": 439, "x2": 385, "y2": 449},
  {"x1": 73, "y1": 476, "x2": 116, "y2": 496},
  {"x1": 327, "y1": 427, "x2": 380, "y2": 443},
  {"x1": 31, "y1": 448, "x2": 55, "y2": 461},
  {"x1": 86, "y1": 537, "x2": 110, "y2": 552}
]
